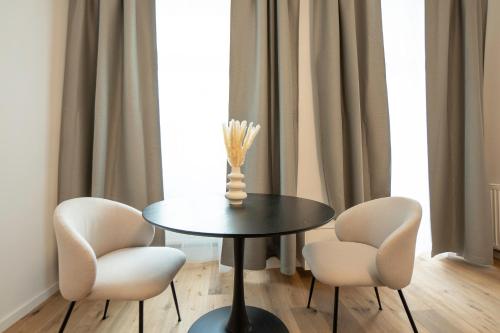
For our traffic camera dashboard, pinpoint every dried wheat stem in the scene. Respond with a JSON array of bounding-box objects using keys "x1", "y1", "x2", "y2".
[{"x1": 223, "y1": 119, "x2": 261, "y2": 167}]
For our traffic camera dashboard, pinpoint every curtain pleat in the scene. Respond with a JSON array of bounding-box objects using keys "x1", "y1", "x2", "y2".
[
  {"x1": 425, "y1": 0, "x2": 492, "y2": 265},
  {"x1": 310, "y1": 0, "x2": 391, "y2": 214},
  {"x1": 221, "y1": 0, "x2": 300, "y2": 274},
  {"x1": 58, "y1": 0, "x2": 164, "y2": 245}
]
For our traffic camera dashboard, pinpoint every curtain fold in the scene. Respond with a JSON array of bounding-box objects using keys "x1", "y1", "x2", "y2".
[
  {"x1": 58, "y1": 0, "x2": 165, "y2": 245},
  {"x1": 221, "y1": 0, "x2": 300, "y2": 274},
  {"x1": 310, "y1": 0, "x2": 391, "y2": 214},
  {"x1": 222, "y1": 0, "x2": 390, "y2": 275},
  {"x1": 425, "y1": 0, "x2": 492, "y2": 265}
]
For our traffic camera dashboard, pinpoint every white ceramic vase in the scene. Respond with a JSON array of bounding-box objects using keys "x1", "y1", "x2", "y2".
[{"x1": 225, "y1": 166, "x2": 247, "y2": 206}]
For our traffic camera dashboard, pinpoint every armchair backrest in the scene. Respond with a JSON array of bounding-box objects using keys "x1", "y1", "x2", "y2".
[
  {"x1": 335, "y1": 197, "x2": 422, "y2": 289},
  {"x1": 53, "y1": 197, "x2": 154, "y2": 300}
]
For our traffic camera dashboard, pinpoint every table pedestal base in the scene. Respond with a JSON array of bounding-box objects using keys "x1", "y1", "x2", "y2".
[{"x1": 188, "y1": 306, "x2": 288, "y2": 333}]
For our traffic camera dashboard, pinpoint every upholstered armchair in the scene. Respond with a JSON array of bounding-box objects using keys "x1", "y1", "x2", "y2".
[
  {"x1": 303, "y1": 197, "x2": 422, "y2": 333},
  {"x1": 54, "y1": 197, "x2": 186, "y2": 332}
]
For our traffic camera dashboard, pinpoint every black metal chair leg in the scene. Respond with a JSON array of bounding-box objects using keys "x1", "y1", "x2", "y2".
[
  {"x1": 374, "y1": 287, "x2": 383, "y2": 310},
  {"x1": 398, "y1": 289, "x2": 418, "y2": 333},
  {"x1": 333, "y1": 287, "x2": 339, "y2": 333},
  {"x1": 307, "y1": 276, "x2": 316, "y2": 308},
  {"x1": 139, "y1": 301, "x2": 144, "y2": 333},
  {"x1": 59, "y1": 301, "x2": 76, "y2": 333},
  {"x1": 171, "y1": 281, "x2": 181, "y2": 321},
  {"x1": 102, "y1": 300, "x2": 110, "y2": 320}
]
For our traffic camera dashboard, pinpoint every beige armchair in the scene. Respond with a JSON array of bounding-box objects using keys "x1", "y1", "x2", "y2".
[
  {"x1": 54, "y1": 197, "x2": 186, "y2": 332},
  {"x1": 302, "y1": 197, "x2": 422, "y2": 333}
]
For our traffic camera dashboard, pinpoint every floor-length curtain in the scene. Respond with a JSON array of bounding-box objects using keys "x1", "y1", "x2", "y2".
[
  {"x1": 484, "y1": 0, "x2": 500, "y2": 185},
  {"x1": 425, "y1": 0, "x2": 492, "y2": 265},
  {"x1": 221, "y1": 0, "x2": 300, "y2": 274},
  {"x1": 58, "y1": 0, "x2": 165, "y2": 245},
  {"x1": 221, "y1": 0, "x2": 391, "y2": 275},
  {"x1": 310, "y1": 0, "x2": 391, "y2": 213}
]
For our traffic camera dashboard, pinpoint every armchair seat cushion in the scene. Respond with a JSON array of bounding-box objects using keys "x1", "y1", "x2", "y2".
[
  {"x1": 302, "y1": 241, "x2": 381, "y2": 287},
  {"x1": 88, "y1": 247, "x2": 186, "y2": 301}
]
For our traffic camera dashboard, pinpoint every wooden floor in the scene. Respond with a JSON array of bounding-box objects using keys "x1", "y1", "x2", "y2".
[{"x1": 6, "y1": 255, "x2": 500, "y2": 333}]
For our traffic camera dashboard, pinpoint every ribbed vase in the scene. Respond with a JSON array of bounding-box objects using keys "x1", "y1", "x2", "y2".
[{"x1": 225, "y1": 166, "x2": 247, "y2": 206}]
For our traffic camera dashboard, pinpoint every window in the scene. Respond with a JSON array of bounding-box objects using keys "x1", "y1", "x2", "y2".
[
  {"x1": 156, "y1": 0, "x2": 231, "y2": 261},
  {"x1": 382, "y1": 0, "x2": 430, "y2": 254}
]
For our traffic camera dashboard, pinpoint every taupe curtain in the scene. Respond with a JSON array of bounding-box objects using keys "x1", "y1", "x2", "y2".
[
  {"x1": 221, "y1": 0, "x2": 300, "y2": 274},
  {"x1": 310, "y1": 0, "x2": 391, "y2": 213},
  {"x1": 221, "y1": 0, "x2": 390, "y2": 274},
  {"x1": 58, "y1": 0, "x2": 165, "y2": 245},
  {"x1": 426, "y1": 0, "x2": 493, "y2": 265}
]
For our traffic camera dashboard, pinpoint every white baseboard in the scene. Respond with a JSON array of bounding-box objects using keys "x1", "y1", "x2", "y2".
[{"x1": 0, "y1": 282, "x2": 59, "y2": 333}]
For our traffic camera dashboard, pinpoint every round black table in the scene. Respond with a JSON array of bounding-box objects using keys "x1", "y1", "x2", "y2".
[{"x1": 143, "y1": 193, "x2": 335, "y2": 333}]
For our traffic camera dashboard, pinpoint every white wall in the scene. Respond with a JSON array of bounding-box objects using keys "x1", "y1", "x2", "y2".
[
  {"x1": 0, "y1": 0, "x2": 68, "y2": 330},
  {"x1": 484, "y1": 0, "x2": 500, "y2": 185}
]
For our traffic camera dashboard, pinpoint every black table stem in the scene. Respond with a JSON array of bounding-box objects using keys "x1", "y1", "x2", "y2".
[{"x1": 226, "y1": 238, "x2": 250, "y2": 332}]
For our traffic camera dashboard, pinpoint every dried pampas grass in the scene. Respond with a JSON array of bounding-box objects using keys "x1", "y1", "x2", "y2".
[{"x1": 223, "y1": 119, "x2": 261, "y2": 167}]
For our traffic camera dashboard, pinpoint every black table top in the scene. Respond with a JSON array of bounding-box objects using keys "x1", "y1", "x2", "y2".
[{"x1": 142, "y1": 193, "x2": 335, "y2": 238}]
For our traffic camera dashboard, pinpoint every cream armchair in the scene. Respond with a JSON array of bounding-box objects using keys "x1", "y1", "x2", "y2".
[
  {"x1": 302, "y1": 197, "x2": 422, "y2": 333},
  {"x1": 54, "y1": 197, "x2": 186, "y2": 332}
]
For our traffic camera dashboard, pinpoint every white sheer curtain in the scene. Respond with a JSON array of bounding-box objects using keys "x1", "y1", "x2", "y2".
[
  {"x1": 381, "y1": 0, "x2": 430, "y2": 254},
  {"x1": 156, "y1": 0, "x2": 230, "y2": 261}
]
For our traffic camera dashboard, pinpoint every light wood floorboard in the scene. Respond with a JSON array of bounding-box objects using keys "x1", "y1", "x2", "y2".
[{"x1": 5, "y1": 255, "x2": 500, "y2": 333}]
